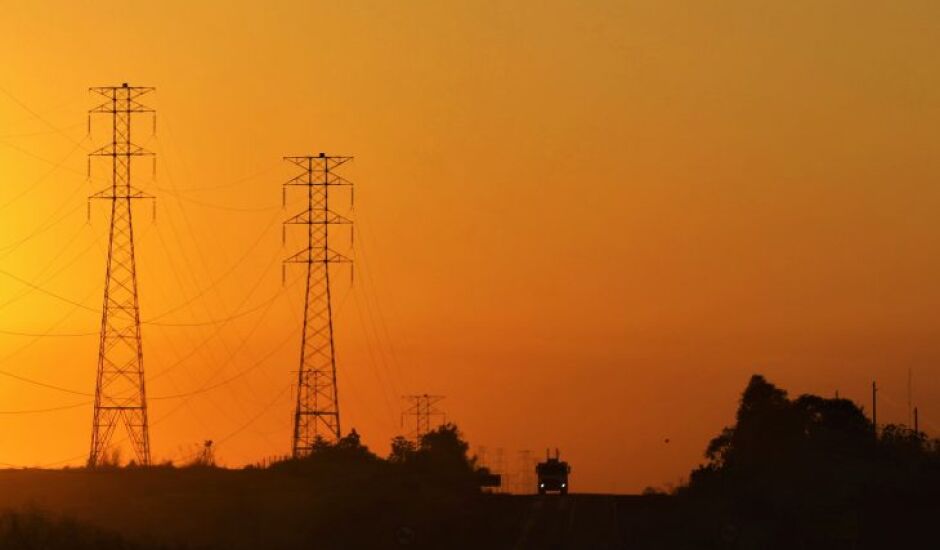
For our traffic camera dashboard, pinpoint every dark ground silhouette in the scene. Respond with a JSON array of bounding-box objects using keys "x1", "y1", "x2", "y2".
[
  {"x1": 0, "y1": 382, "x2": 938, "y2": 548},
  {"x1": 0, "y1": 424, "x2": 525, "y2": 549}
]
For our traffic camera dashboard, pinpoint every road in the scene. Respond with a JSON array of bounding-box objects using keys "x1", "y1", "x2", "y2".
[{"x1": 513, "y1": 494, "x2": 628, "y2": 549}]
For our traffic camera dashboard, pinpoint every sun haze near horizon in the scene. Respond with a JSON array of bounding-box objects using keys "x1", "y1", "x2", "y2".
[{"x1": 0, "y1": 0, "x2": 938, "y2": 492}]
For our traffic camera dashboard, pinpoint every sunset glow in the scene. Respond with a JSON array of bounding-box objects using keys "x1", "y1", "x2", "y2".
[{"x1": 0, "y1": 0, "x2": 938, "y2": 494}]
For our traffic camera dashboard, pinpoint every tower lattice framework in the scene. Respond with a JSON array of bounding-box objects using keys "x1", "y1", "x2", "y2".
[
  {"x1": 87, "y1": 83, "x2": 155, "y2": 467},
  {"x1": 284, "y1": 153, "x2": 353, "y2": 457},
  {"x1": 402, "y1": 394, "x2": 446, "y2": 444}
]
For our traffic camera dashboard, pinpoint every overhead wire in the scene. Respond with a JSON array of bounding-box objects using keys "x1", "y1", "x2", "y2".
[
  {"x1": 153, "y1": 186, "x2": 281, "y2": 212},
  {"x1": 0, "y1": 122, "x2": 84, "y2": 139},
  {"x1": 0, "y1": 401, "x2": 89, "y2": 415},
  {"x1": 0, "y1": 107, "x2": 283, "y2": 329},
  {"x1": 0, "y1": 209, "x2": 283, "y2": 330},
  {"x1": 0, "y1": 89, "x2": 300, "y2": 466},
  {"x1": 350, "y1": 287, "x2": 400, "y2": 428},
  {"x1": 354, "y1": 222, "x2": 415, "y2": 392},
  {"x1": 342, "y1": 219, "x2": 420, "y2": 433},
  {"x1": 0, "y1": 266, "x2": 97, "y2": 314},
  {"x1": 214, "y1": 384, "x2": 292, "y2": 448},
  {"x1": 0, "y1": 136, "x2": 88, "y2": 213},
  {"x1": 0, "y1": 236, "x2": 105, "y2": 375},
  {"x1": 154, "y1": 163, "x2": 278, "y2": 193},
  {"x1": 147, "y1": 121, "x2": 290, "y2": 430},
  {"x1": 0, "y1": 89, "x2": 424, "y2": 466},
  {"x1": 0, "y1": 368, "x2": 91, "y2": 397},
  {"x1": 137, "y1": 143, "x2": 282, "y2": 440},
  {"x1": 141, "y1": 207, "x2": 283, "y2": 323},
  {"x1": 0, "y1": 85, "x2": 90, "y2": 149},
  {"x1": 144, "y1": 240, "x2": 286, "y2": 387},
  {"x1": 0, "y1": 168, "x2": 90, "y2": 257},
  {"x1": 0, "y1": 90, "x2": 82, "y2": 128},
  {"x1": 149, "y1": 308, "x2": 297, "y2": 400}
]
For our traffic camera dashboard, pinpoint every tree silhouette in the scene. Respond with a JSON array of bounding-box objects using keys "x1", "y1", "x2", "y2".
[
  {"x1": 416, "y1": 423, "x2": 473, "y2": 473},
  {"x1": 686, "y1": 374, "x2": 940, "y2": 548},
  {"x1": 388, "y1": 435, "x2": 416, "y2": 464}
]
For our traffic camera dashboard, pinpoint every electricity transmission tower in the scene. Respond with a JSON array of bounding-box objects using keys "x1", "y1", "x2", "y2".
[
  {"x1": 402, "y1": 394, "x2": 446, "y2": 444},
  {"x1": 516, "y1": 450, "x2": 536, "y2": 494},
  {"x1": 284, "y1": 153, "x2": 353, "y2": 457},
  {"x1": 494, "y1": 447, "x2": 507, "y2": 493},
  {"x1": 87, "y1": 83, "x2": 156, "y2": 467}
]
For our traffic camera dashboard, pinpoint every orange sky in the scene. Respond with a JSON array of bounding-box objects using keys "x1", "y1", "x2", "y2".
[{"x1": 0, "y1": 0, "x2": 939, "y2": 492}]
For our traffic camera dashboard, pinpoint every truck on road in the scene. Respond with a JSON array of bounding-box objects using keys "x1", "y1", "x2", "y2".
[{"x1": 536, "y1": 449, "x2": 571, "y2": 495}]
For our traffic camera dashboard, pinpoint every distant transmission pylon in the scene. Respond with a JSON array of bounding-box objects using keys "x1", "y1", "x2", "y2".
[
  {"x1": 402, "y1": 394, "x2": 445, "y2": 444},
  {"x1": 284, "y1": 153, "x2": 353, "y2": 457},
  {"x1": 87, "y1": 83, "x2": 156, "y2": 467},
  {"x1": 516, "y1": 450, "x2": 535, "y2": 494}
]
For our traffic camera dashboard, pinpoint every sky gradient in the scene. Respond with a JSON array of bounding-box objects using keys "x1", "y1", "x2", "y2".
[{"x1": 0, "y1": 0, "x2": 938, "y2": 492}]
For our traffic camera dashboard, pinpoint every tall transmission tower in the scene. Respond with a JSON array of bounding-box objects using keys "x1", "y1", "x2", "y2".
[
  {"x1": 87, "y1": 83, "x2": 156, "y2": 467},
  {"x1": 284, "y1": 153, "x2": 353, "y2": 457},
  {"x1": 402, "y1": 394, "x2": 446, "y2": 444}
]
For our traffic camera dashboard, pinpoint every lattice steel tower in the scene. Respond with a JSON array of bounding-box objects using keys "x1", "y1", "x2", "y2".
[
  {"x1": 402, "y1": 394, "x2": 446, "y2": 444},
  {"x1": 87, "y1": 83, "x2": 156, "y2": 467},
  {"x1": 284, "y1": 153, "x2": 353, "y2": 457}
]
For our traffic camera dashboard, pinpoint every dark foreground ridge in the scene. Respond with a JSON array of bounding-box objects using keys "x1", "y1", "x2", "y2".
[
  {"x1": 0, "y1": 481, "x2": 674, "y2": 550},
  {"x1": 0, "y1": 424, "x2": 526, "y2": 549},
  {"x1": 0, "y1": 377, "x2": 937, "y2": 549}
]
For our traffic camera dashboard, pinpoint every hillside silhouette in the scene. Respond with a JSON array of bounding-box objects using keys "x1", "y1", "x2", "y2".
[
  {"x1": 0, "y1": 380, "x2": 937, "y2": 549},
  {"x1": 0, "y1": 424, "x2": 523, "y2": 549}
]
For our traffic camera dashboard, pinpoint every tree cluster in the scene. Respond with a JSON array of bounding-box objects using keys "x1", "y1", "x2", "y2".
[{"x1": 685, "y1": 375, "x2": 940, "y2": 548}]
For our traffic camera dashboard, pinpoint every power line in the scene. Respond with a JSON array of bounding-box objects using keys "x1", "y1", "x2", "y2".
[
  {"x1": 0, "y1": 85, "x2": 89, "y2": 148},
  {"x1": 0, "y1": 367, "x2": 92, "y2": 396},
  {"x1": 215, "y1": 384, "x2": 292, "y2": 448},
  {"x1": 141, "y1": 189, "x2": 290, "y2": 430},
  {"x1": 154, "y1": 185, "x2": 280, "y2": 212},
  {"x1": 0, "y1": 223, "x2": 283, "y2": 329},
  {"x1": 0, "y1": 137, "x2": 88, "y2": 213},
  {"x1": 352, "y1": 223, "x2": 414, "y2": 392},
  {"x1": 0, "y1": 268, "x2": 98, "y2": 312},
  {"x1": 144, "y1": 248, "x2": 289, "y2": 383},
  {"x1": 141, "y1": 208, "x2": 283, "y2": 323},
  {"x1": 0, "y1": 122, "x2": 84, "y2": 139},
  {"x1": 0, "y1": 401, "x2": 89, "y2": 415},
  {"x1": 149, "y1": 318, "x2": 299, "y2": 400}
]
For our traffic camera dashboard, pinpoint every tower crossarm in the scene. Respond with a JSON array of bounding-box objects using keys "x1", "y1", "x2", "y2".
[
  {"x1": 283, "y1": 209, "x2": 352, "y2": 226},
  {"x1": 283, "y1": 247, "x2": 353, "y2": 264}
]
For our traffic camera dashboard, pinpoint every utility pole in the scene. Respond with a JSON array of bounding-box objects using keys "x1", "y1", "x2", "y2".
[
  {"x1": 401, "y1": 394, "x2": 445, "y2": 444},
  {"x1": 914, "y1": 406, "x2": 919, "y2": 434},
  {"x1": 872, "y1": 381, "x2": 878, "y2": 438},
  {"x1": 284, "y1": 153, "x2": 353, "y2": 457},
  {"x1": 87, "y1": 83, "x2": 156, "y2": 467}
]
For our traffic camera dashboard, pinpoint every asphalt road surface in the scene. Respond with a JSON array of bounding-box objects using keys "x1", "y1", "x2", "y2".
[{"x1": 513, "y1": 494, "x2": 630, "y2": 549}]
